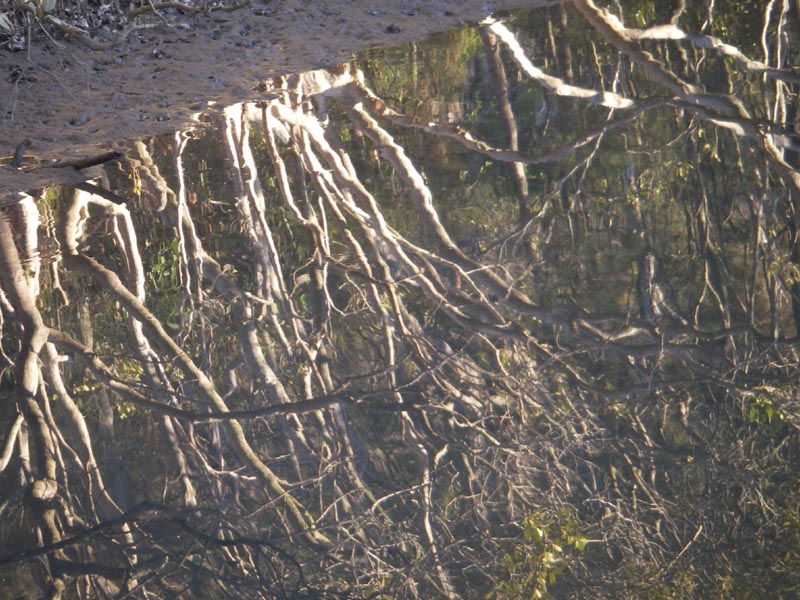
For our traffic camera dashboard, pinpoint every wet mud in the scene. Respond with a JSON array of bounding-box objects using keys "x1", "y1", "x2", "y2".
[{"x1": 0, "y1": 0, "x2": 529, "y2": 196}]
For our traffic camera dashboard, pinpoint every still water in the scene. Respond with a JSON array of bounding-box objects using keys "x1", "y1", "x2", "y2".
[{"x1": 1, "y1": 3, "x2": 799, "y2": 598}]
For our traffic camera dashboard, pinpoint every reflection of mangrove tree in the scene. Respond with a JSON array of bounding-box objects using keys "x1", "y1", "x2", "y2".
[{"x1": 2, "y1": 1, "x2": 800, "y2": 598}]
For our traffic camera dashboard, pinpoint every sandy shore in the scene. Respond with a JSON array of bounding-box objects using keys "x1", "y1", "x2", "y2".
[{"x1": 0, "y1": 0, "x2": 539, "y2": 196}]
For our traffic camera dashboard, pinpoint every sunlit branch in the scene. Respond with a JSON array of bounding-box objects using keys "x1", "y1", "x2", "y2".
[
  {"x1": 482, "y1": 16, "x2": 636, "y2": 109},
  {"x1": 56, "y1": 194, "x2": 332, "y2": 548},
  {"x1": 349, "y1": 66, "x2": 678, "y2": 174},
  {"x1": 0, "y1": 414, "x2": 23, "y2": 473},
  {"x1": 600, "y1": 16, "x2": 800, "y2": 84}
]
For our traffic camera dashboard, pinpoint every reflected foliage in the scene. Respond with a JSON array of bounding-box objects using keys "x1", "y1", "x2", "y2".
[{"x1": 2, "y1": 1, "x2": 800, "y2": 598}]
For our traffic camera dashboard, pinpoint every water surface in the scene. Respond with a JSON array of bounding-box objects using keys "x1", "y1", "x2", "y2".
[{"x1": 2, "y1": 3, "x2": 799, "y2": 598}]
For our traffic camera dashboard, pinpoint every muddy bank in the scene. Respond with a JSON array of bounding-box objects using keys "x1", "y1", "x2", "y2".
[{"x1": 0, "y1": 0, "x2": 539, "y2": 196}]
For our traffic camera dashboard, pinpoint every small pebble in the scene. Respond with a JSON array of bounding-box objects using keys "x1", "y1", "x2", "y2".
[{"x1": 68, "y1": 115, "x2": 90, "y2": 126}]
